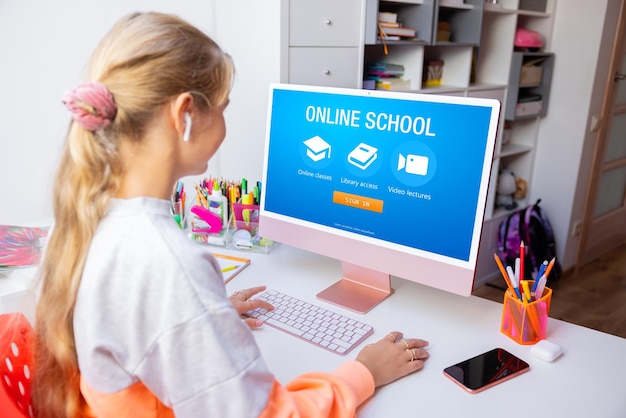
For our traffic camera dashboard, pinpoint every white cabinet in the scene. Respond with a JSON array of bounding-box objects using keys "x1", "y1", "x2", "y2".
[
  {"x1": 281, "y1": 0, "x2": 556, "y2": 286},
  {"x1": 289, "y1": 0, "x2": 363, "y2": 46},
  {"x1": 282, "y1": 0, "x2": 365, "y2": 88},
  {"x1": 288, "y1": 48, "x2": 362, "y2": 87}
]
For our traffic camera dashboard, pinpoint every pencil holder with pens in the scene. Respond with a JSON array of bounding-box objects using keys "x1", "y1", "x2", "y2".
[
  {"x1": 226, "y1": 202, "x2": 276, "y2": 254},
  {"x1": 500, "y1": 281, "x2": 552, "y2": 345}
]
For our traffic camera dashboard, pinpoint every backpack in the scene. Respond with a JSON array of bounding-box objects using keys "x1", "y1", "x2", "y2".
[{"x1": 497, "y1": 199, "x2": 562, "y2": 283}]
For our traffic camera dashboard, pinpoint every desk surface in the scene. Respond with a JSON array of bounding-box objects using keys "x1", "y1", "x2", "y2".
[
  {"x1": 224, "y1": 244, "x2": 626, "y2": 418},
  {"x1": 2, "y1": 244, "x2": 625, "y2": 417}
]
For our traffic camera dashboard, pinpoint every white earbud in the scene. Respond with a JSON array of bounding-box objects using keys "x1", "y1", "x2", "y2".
[{"x1": 183, "y1": 112, "x2": 192, "y2": 142}]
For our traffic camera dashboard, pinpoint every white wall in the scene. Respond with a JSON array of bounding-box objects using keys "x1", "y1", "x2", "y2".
[
  {"x1": 0, "y1": 0, "x2": 278, "y2": 224},
  {"x1": 214, "y1": 0, "x2": 282, "y2": 185},
  {"x1": 531, "y1": 0, "x2": 617, "y2": 269}
]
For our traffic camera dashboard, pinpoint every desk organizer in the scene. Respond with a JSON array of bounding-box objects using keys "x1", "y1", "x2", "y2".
[
  {"x1": 188, "y1": 202, "x2": 276, "y2": 254},
  {"x1": 500, "y1": 281, "x2": 552, "y2": 345}
]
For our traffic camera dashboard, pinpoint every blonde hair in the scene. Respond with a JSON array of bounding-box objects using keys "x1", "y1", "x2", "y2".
[{"x1": 33, "y1": 12, "x2": 234, "y2": 417}]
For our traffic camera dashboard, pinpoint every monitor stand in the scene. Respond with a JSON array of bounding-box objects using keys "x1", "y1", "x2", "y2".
[{"x1": 316, "y1": 262, "x2": 393, "y2": 314}]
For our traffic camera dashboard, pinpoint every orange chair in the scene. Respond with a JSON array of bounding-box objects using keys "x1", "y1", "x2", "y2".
[{"x1": 0, "y1": 312, "x2": 34, "y2": 418}]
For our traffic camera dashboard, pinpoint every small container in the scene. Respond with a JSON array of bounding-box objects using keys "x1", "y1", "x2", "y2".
[
  {"x1": 500, "y1": 281, "x2": 552, "y2": 345},
  {"x1": 424, "y1": 60, "x2": 444, "y2": 87},
  {"x1": 227, "y1": 202, "x2": 276, "y2": 254}
]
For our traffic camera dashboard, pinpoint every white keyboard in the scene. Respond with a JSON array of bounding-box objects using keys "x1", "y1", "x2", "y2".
[{"x1": 244, "y1": 289, "x2": 374, "y2": 355}]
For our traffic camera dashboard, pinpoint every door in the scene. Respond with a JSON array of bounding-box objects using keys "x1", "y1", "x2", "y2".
[{"x1": 578, "y1": 0, "x2": 626, "y2": 266}]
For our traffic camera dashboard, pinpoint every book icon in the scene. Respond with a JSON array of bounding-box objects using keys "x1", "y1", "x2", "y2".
[
  {"x1": 303, "y1": 136, "x2": 331, "y2": 162},
  {"x1": 348, "y1": 143, "x2": 378, "y2": 170}
]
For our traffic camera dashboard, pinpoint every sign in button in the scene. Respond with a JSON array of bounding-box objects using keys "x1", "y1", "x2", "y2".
[{"x1": 332, "y1": 191, "x2": 384, "y2": 213}]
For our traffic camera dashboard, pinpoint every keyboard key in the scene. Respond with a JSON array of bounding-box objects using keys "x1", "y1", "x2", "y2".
[{"x1": 244, "y1": 290, "x2": 374, "y2": 355}]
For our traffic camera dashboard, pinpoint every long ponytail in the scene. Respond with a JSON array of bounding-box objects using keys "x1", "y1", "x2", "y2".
[{"x1": 32, "y1": 12, "x2": 233, "y2": 417}]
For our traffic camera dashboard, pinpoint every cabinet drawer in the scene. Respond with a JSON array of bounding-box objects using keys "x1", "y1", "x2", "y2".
[
  {"x1": 288, "y1": 47, "x2": 360, "y2": 88},
  {"x1": 289, "y1": 0, "x2": 362, "y2": 47}
]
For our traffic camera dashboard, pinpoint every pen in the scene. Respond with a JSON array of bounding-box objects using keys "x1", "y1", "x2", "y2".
[
  {"x1": 506, "y1": 265, "x2": 523, "y2": 301},
  {"x1": 532, "y1": 260, "x2": 548, "y2": 293},
  {"x1": 221, "y1": 265, "x2": 237, "y2": 273}
]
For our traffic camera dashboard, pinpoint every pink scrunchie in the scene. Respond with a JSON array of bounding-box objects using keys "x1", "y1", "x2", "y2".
[{"x1": 62, "y1": 81, "x2": 117, "y2": 131}]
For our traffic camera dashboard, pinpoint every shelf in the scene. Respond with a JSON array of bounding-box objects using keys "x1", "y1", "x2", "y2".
[
  {"x1": 483, "y1": 4, "x2": 516, "y2": 14},
  {"x1": 375, "y1": 39, "x2": 428, "y2": 46},
  {"x1": 498, "y1": 143, "x2": 532, "y2": 158},
  {"x1": 505, "y1": 52, "x2": 555, "y2": 120},
  {"x1": 517, "y1": 9, "x2": 550, "y2": 18},
  {"x1": 439, "y1": 2, "x2": 474, "y2": 10},
  {"x1": 466, "y1": 83, "x2": 508, "y2": 91}
]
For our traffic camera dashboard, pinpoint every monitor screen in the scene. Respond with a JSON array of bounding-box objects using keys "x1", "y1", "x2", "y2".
[{"x1": 260, "y1": 84, "x2": 500, "y2": 313}]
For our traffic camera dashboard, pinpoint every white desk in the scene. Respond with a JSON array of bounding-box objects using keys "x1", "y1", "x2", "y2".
[
  {"x1": 2, "y1": 244, "x2": 625, "y2": 417},
  {"x1": 224, "y1": 244, "x2": 626, "y2": 418}
]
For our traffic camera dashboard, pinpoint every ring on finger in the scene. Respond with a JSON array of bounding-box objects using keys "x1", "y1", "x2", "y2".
[
  {"x1": 402, "y1": 340, "x2": 409, "y2": 350},
  {"x1": 411, "y1": 348, "x2": 417, "y2": 361},
  {"x1": 406, "y1": 348, "x2": 415, "y2": 362},
  {"x1": 386, "y1": 333, "x2": 397, "y2": 343},
  {"x1": 234, "y1": 290, "x2": 248, "y2": 299}
]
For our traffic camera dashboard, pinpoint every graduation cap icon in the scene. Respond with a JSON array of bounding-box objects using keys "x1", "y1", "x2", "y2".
[{"x1": 303, "y1": 136, "x2": 332, "y2": 162}]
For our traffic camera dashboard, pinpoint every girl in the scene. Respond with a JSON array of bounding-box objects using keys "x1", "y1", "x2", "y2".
[{"x1": 33, "y1": 12, "x2": 429, "y2": 418}]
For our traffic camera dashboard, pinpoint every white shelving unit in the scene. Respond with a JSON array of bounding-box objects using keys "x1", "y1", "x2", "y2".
[{"x1": 280, "y1": 0, "x2": 556, "y2": 285}]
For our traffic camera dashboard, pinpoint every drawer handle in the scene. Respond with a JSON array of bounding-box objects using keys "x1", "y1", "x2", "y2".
[
  {"x1": 323, "y1": 69, "x2": 331, "y2": 75},
  {"x1": 324, "y1": 19, "x2": 332, "y2": 25}
]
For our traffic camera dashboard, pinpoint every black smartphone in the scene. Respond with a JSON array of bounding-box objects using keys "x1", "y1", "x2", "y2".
[{"x1": 443, "y1": 348, "x2": 530, "y2": 394}]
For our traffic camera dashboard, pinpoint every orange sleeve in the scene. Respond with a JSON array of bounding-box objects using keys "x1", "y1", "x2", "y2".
[{"x1": 259, "y1": 361, "x2": 375, "y2": 418}]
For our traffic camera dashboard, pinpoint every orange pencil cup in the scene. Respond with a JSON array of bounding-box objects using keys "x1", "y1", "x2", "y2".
[{"x1": 500, "y1": 282, "x2": 552, "y2": 345}]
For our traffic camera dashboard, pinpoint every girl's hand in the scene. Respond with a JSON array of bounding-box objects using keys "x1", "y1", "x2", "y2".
[
  {"x1": 229, "y1": 285, "x2": 274, "y2": 329},
  {"x1": 356, "y1": 331, "x2": 430, "y2": 387}
]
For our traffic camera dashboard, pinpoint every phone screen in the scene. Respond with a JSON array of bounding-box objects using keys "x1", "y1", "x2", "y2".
[{"x1": 443, "y1": 348, "x2": 530, "y2": 393}]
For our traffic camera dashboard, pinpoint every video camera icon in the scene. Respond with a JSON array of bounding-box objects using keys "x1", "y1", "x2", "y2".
[{"x1": 397, "y1": 153, "x2": 429, "y2": 176}]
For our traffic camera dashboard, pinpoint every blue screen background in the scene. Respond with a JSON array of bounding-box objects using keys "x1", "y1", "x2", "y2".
[{"x1": 264, "y1": 88, "x2": 494, "y2": 261}]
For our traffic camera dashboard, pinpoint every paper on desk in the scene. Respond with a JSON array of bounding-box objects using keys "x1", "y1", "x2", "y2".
[{"x1": 212, "y1": 253, "x2": 250, "y2": 283}]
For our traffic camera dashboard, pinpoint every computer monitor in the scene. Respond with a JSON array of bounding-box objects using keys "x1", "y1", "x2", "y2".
[{"x1": 259, "y1": 83, "x2": 500, "y2": 314}]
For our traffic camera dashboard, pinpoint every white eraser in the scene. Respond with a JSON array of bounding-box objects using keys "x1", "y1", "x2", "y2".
[{"x1": 531, "y1": 340, "x2": 562, "y2": 362}]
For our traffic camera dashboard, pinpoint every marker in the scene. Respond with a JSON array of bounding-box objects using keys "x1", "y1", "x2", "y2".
[
  {"x1": 221, "y1": 265, "x2": 237, "y2": 273},
  {"x1": 519, "y1": 240, "x2": 526, "y2": 283},
  {"x1": 521, "y1": 280, "x2": 532, "y2": 304},
  {"x1": 534, "y1": 275, "x2": 547, "y2": 299}
]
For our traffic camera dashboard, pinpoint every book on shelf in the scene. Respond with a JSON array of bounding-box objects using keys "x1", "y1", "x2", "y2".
[
  {"x1": 379, "y1": 35, "x2": 401, "y2": 41},
  {"x1": 378, "y1": 21, "x2": 401, "y2": 28},
  {"x1": 367, "y1": 62, "x2": 405, "y2": 77},
  {"x1": 379, "y1": 25, "x2": 416, "y2": 38},
  {"x1": 375, "y1": 78, "x2": 411, "y2": 91},
  {"x1": 377, "y1": 11, "x2": 397, "y2": 23}
]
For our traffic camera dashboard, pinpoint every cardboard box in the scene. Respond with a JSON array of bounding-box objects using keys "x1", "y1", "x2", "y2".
[
  {"x1": 520, "y1": 63, "x2": 543, "y2": 86},
  {"x1": 516, "y1": 100, "x2": 543, "y2": 117}
]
